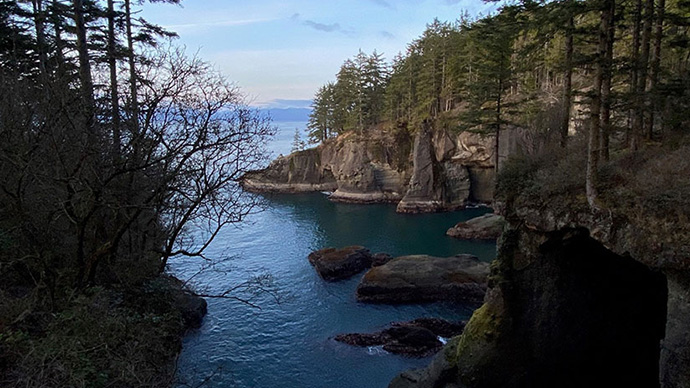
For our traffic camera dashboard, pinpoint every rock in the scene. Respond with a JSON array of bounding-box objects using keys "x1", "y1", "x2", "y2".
[
  {"x1": 241, "y1": 121, "x2": 504, "y2": 209},
  {"x1": 467, "y1": 167, "x2": 495, "y2": 203},
  {"x1": 240, "y1": 149, "x2": 338, "y2": 193},
  {"x1": 391, "y1": 318, "x2": 466, "y2": 338},
  {"x1": 397, "y1": 122, "x2": 471, "y2": 213},
  {"x1": 382, "y1": 326, "x2": 442, "y2": 357},
  {"x1": 356, "y1": 254, "x2": 489, "y2": 304},
  {"x1": 243, "y1": 130, "x2": 412, "y2": 203},
  {"x1": 308, "y1": 246, "x2": 372, "y2": 281},
  {"x1": 446, "y1": 213, "x2": 505, "y2": 240},
  {"x1": 396, "y1": 121, "x2": 445, "y2": 213},
  {"x1": 389, "y1": 336, "x2": 462, "y2": 388},
  {"x1": 334, "y1": 332, "x2": 386, "y2": 347},
  {"x1": 176, "y1": 292, "x2": 208, "y2": 329},
  {"x1": 451, "y1": 131, "x2": 495, "y2": 168},
  {"x1": 372, "y1": 252, "x2": 394, "y2": 267},
  {"x1": 335, "y1": 318, "x2": 465, "y2": 358}
]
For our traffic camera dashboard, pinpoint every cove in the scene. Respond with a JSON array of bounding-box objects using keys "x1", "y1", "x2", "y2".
[{"x1": 171, "y1": 191, "x2": 495, "y2": 388}]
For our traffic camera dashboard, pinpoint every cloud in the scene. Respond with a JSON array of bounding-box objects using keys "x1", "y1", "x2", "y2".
[
  {"x1": 379, "y1": 30, "x2": 396, "y2": 39},
  {"x1": 303, "y1": 20, "x2": 342, "y2": 33},
  {"x1": 165, "y1": 18, "x2": 275, "y2": 31},
  {"x1": 368, "y1": 0, "x2": 394, "y2": 9},
  {"x1": 290, "y1": 14, "x2": 354, "y2": 35}
]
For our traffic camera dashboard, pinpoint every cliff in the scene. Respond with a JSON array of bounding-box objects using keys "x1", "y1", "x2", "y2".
[
  {"x1": 242, "y1": 121, "x2": 507, "y2": 211},
  {"x1": 390, "y1": 144, "x2": 690, "y2": 388}
]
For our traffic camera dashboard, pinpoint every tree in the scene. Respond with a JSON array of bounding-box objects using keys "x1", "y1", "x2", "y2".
[{"x1": 291, "y1": 127, "x2": 306, "y2": 152}]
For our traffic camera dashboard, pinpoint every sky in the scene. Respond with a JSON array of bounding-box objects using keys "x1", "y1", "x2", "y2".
[{"x1": 140, "y1": 0, "x2": 498, "y2": 108}]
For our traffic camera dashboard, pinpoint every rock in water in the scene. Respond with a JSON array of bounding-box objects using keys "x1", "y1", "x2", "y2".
[
  {"x1": 334, "y1": 318, "x2": 466, "y2": 358},
  {"x1": 356, "y1": 254, "x2": 489, "y2": 304},
  {"x1": 372, "y1": 252, "x2": 394, "y2": 267},
  {"x1": 446, "y1": 213, "x2": 505, "y2": 240},
  {"x1": 308, "y1": 246, "x2": 372, "y2": 281}
]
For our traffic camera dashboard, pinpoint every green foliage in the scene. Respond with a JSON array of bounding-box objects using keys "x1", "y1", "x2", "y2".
[
  {"x1": 0, "y1": 281, "x2": 190, "y2": 388},
  {"x1": 308, "y1": 50, "x2": 389, "y2": 142}
]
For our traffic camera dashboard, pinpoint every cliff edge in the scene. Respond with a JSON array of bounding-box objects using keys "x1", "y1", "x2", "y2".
[
  {"x1": 242, "y1": 121, "x2": 503, "y2": 212},
  {"x1": 390, "y1": 144, "x2": 690, "y2": 388}
]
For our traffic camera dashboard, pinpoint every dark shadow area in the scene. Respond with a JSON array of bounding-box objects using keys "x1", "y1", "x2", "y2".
[{"x1": 511, "y1": 228, "x2": 668, "y2": 387}]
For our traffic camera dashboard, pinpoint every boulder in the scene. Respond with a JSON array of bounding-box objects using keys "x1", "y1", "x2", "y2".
[
  {"x1": 372, "y1": 252, "x2": 394, "y2": 267},
  {"x1": 356, "y1": 254, "x2": 489, "y2": 304},
  {"x1": 391, "y1": 318, "x2": 466, "y2": 338},
  {"x1": 334, "y1": 318, "x2": 466, "y2": 358},
  {"x1": 308, "y1": 246, "x2": 372, "y2": 281},
  {"x1": 446, "y1": 213, "x2": 505, "y2": 240}
]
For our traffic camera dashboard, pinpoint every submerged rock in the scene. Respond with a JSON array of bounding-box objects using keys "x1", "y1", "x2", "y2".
[
  {"x1": 356, "y1": 254, "x2": 489, "y2": 304},
  {"x1": 308, "y1": 246, "x2": 373, "y2": 281},
  {"x1": 446, "y1": 213, "x2": 505, "y2": 240},
  {"x1": 334, "y1": 318, "x2": 466, "y2": 358}
]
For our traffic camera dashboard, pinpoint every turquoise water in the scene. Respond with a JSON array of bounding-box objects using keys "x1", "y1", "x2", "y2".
[
  {"x1": 170, "y1": 122, "x2": 496, "y2": 387},
  {"x1": 171, "y1": 193, "x2": 494, "y2": 388}
]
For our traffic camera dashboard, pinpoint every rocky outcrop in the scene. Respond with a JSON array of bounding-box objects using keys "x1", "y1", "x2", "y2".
[
  {"x1": 243, "y1": 129, "x2": 412, "y2": 202},
  {"x1": 241, "y1": 120, "x2": 512, "y2": 212},
  {"x1": 446, "y1": 213, "x2": 505, "y2": 240},
  {"x1": 392, "y1": 200, "x2": 689, "y2": 387},
  {"x1": 389, "y1": 336, "x2": 462, "y2": 388},
  {"x1": 241, "y1": 148, "x2": 337, "y2": 192},
  {"x1": 308, "y1": 246, "x2": 373, "y2": 281},
  {"x1": 356, "y1": 254, "x2": 489, "y2": 304},
  {"x1": 397, "y1": 121, "x2": 469, "y2": 213},
  {"x1": 335, "y1": 318, "x2": 466, "y2": 358}
]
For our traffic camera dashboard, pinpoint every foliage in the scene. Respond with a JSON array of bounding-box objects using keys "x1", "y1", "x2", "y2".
[{"x1": 0, "y1": 1, "x2": 274, "y2": 386}]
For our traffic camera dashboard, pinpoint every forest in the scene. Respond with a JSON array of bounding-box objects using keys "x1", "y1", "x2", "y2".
[
  {"x1": 0, "y1": 0, "x2": 275, "y2": 386},
  {"x1": 308, "y1": 0, "x2": 690, "y2": 205},
  {"x1": 2, "y1": 0, "x2": 690, "y2": 385}
]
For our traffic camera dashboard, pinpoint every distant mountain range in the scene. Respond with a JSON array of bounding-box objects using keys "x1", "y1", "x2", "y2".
[{"x1": 263, "y1": 108, "x2": 312, "y2": 122}]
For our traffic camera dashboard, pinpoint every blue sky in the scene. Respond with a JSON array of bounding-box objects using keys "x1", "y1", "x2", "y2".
[{"x1": 141, "y1": 0, "x2": 497, "y2": 108}]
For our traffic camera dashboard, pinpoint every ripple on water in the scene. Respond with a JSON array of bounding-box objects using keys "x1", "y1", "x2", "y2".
[{"x1": 173, "y1": 192, "x2": 494, "y2": 388}]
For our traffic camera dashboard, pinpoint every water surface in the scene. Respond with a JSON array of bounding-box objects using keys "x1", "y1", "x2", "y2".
[{"x1": 172, "y1": 122, "x2": 496, "y2": 388}]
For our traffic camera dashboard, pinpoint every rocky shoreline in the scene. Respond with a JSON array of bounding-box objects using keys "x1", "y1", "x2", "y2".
[{"x1": 241, "y1": 122, "x2": 501, "y2": 213}]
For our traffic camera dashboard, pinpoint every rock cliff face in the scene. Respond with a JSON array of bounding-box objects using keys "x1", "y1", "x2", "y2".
[
  {"x1": 390, "y1": 202, "x2": 689, "y2": 388},
  {"x1": 242, "y1": 122, "x2": 502, "y2": 212}
]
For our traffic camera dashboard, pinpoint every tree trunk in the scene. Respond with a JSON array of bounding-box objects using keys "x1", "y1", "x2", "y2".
[
  {"x1": 73, "y1": 0, "x2": 94, "y2": 127},
  {"x1": 600, "y1": 0, "x2": 615, "y2": 162},
  {"x1": 107, "y1": 0, "x2": 121, "y2": 161},
  {"x1": 637, "y1": 0, "x2": 654, "y2": 141},
  {"x1": 495, "y1": 79, "x2": 502, "y2": 175},
  {"x1": 125, "y1": 0, "x2": 140, "y2": 141},
  {"x1": 560, "y1": 14, "x2": 574, "y2": 148},
  {"x1": 31, "y1": 0, "x2": 48, "y2": 83},
  {"x1": 646, "y1": 0, "x2": 666, "y2": 139},
  {"x1": 588, "y1": 0, "x2": 612, "y2": 209},
  {"x1": 51, "y1": 0, "x2": 65, "y2": 77},
  {"x1": 630, "y1": 0, "x2": 642, "y2": 149}
]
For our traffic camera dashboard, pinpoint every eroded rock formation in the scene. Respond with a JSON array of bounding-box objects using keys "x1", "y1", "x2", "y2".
[
  {"x1": 391, "y1": 204, "x2": 688, "y2": 388},
  {"x1": 241, "y1": 122, "x2": 502, "y2": 212}
]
